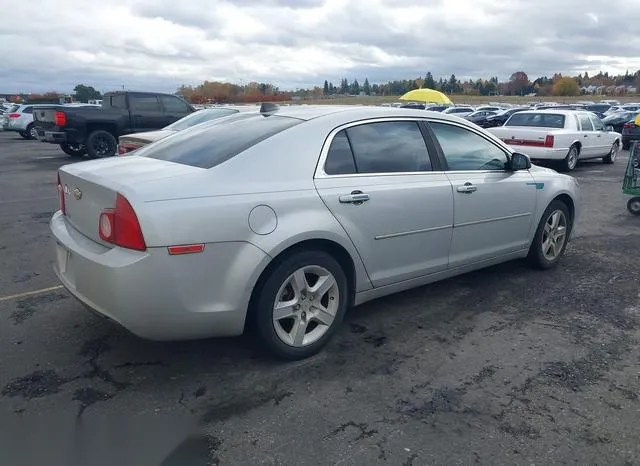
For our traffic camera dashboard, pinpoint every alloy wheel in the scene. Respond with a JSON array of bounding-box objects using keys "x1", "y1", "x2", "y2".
[
  {"x1": 272, "y1": 265, "x2": 340, "y2": 347},
  {"x1": 541, "y1": 210, "x2": 567, "y2": 261}
]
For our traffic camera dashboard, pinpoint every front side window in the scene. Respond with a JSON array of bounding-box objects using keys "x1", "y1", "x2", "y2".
[
  {"x1": 160, "y1": 95, "x2": 190, "y2": 114},
  {"x1": 429, "y1": 122, "x2": 509, "y2": 171}
]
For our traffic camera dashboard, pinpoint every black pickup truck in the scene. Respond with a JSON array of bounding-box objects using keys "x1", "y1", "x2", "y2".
[{"x1": 33, "y1": 91, "x2": 195, "y2": 158}]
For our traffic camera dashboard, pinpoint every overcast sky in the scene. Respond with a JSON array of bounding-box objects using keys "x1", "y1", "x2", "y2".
[{"x1": 2, "y1": 0, "x2": 640, "y2": 94}]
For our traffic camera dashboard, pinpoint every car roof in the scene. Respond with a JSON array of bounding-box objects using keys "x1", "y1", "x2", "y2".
[{"x1": 264, "y1": 105, "x2": 488, "y2": 126}]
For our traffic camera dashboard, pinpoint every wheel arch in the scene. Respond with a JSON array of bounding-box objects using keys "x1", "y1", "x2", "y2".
[{"x1": 246, "y1": 236, "x2": 362, "y2": 328}]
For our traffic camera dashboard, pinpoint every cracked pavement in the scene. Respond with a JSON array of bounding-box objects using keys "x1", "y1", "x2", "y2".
[{"x1": 0, "y1": 131, "x2": 639, "y2": 465}]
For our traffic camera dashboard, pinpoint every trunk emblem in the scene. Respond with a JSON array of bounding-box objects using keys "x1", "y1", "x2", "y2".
[{"x1": 73, "y1": 187, "x2": 82, "y2": 200}]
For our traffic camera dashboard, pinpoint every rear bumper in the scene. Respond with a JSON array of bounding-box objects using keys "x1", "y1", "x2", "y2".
[
  {"x1": 36, "y1": 129, "x2": 67, "y2": 143},
  {"x1": 510, "y1": 146, "x2": 569, "y2": 161},
  {"x1": 50, "y1": 211, "x2": 269, "y2": 341}
]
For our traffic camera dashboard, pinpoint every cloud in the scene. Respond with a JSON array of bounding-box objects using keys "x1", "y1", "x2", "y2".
[{"x1": 1, "y1": 0, "x2": 639, "y2": 94}]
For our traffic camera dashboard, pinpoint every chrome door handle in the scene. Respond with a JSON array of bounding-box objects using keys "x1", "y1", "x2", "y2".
[
  {"x1": 339, "y1": 191, "x2": 370, "y2": 204},
  {"x1": 456, "y1": 183, "x2": 477, "y2": 194}
]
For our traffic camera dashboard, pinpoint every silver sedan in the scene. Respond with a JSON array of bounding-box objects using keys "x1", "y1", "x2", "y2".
[{"x1": 51, "y1": 105, "x2": 580, "y2": 360}]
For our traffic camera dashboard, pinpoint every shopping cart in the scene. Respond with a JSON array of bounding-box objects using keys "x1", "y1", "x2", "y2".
[{"x1": 623, "y1": 142, "x2": 640, "y2": 215}]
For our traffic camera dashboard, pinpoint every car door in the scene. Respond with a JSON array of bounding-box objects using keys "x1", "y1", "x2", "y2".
[
  {"x1": 314, "y1": 120, "x2": 454, "y2": 288},
  {"x1": 129, "y1": 94, "x2": 165, "y2": 132},
  {"x1": 576, "y1": 112, "x2": 597, "y2": 157},
  {"x1": 589, "y1": 114, "x2": 611, "y2": 155},
  {"x1": 159, "y1": 95, "x2": 193, "y2": 126},
  {"x1": 426, "y1": 120, "x2": 538, "y2": 268}
]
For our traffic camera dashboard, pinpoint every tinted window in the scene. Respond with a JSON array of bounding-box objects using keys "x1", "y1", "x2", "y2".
[
  {"x1": 505, "y1": 113, "x2": 566, "y2": 128},
  {"x1": 430, "y1": 122, "x2": 509, "y2": 171},
  {"x1": 324, "y1": 130, "x2": 356, "y2": 175},
  {"x1": 137, "y1": 113, "x2": 301, "y2": 169},
  {"x1": 22, "y1": 107, "x2": 33, "y2": 114},
  {"x1": 345, "y1": 121, "x2": 431, "y2": 173},
  {"x1": 578, "y1": 114, "x2": 594, "y2": 131},
  {"x1": 160, "y1": 95, "x2": 190, "y2": 114},
  {"x1": 6, "y1": 105, "x2": 19, "y2": 113},
  {"x1": 131, "y1": 95, "x2": 161, "y2": 112},
  {"x1": 590, "y1": 115, "x2": 604, "y2": 131},
  {"x1": 104, "y1": 94, "x2": 126, "y2": 109},
  {"x1": 164, "y1": 108, "x2": 238, "y2": 131}
]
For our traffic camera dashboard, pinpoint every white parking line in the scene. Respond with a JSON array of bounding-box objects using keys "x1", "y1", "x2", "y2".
[
  {"x1": 0, "y1": 196, "x2": 56, "y2": 204},
  {"x1": 35, "y1": 156, "x2": 64, "y2": 160},
  {"x1": 0, "y1": 285, "x2": 64, "y2": 302}
]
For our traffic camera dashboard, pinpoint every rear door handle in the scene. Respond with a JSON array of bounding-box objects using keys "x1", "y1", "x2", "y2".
[
  {"x1": 456, "y1": 183, "x2": 477, "y2": 194},
  {"x1": 339, "y1": 191, "x2": 370, "y2": 204}
]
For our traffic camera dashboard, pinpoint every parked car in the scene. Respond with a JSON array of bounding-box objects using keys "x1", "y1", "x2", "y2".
[
  {"x1": 488, "y1": 110, "x2": 621, "y2": 171},
  {"x1": 484, "y1": 108, "x2": 529, "y2": 128},
  {"x1": 442, "y1": 106, "x2": 475, "y2": 117},
  {"x1": 464, "y1": 110, "x2": 498, "y2": 127},
  {"x1": 622, "y1": 117, "x2": 640, "y2": 150},
  {"x1": 33, "y1": 91, "x2": 195, "y2": 158},
  {"x1": 51, "y1": 104, "x2": 580, "y2": 360},
  {"x1": 117, "y1": 106, "x2": 255, "y2": 155},
  {"x1": 1, "y1": 104, "x2": 59, "y2": 139},
  {"x1": 602, "y1": 111, "x2": 640, "y2": 134},
  {"x1": 475, "y1": 106, "x2": 502, "y2": 112}
]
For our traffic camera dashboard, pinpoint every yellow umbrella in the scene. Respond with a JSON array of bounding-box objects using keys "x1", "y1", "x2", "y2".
[{"x1": 399, "y1": 88, "x2": 452, "y2": 105}]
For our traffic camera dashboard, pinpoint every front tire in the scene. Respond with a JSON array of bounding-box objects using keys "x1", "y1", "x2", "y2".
[
  {"x1": 60, "y1": 142, "x2": 87, "y2": 157},
  {"x1": 603, "y1": 141, "x2": 618, "y2": 164},
  {"x1": 86, "y1": 130, "x2": 117, "y2": 158},
  {"x1": 19, "y1": 131, "x2": 30, "y2": 140},
  {"x1": 27, "y1": 124, "x2": 38, "y2": 140},
  {"x1": 251, "y1": 250, "x2": 349, "y2": 360},
  {"x1": 527, "y1": 200, "x2": 571, "y2": 269},
  {"x1": 628, "y1": 197, "x2": 640, "y2": 216},
  {"x1": 559, "y1": 145, "x2": 579, "y2": 172}
]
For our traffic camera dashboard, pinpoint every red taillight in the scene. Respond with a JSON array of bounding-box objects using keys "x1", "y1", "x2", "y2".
[
  {"x1": 57, "y1": 172, "x2": 66, "y2": 215},
  {"x1": 544, "y1": 135, "x2": 554, "y2": 147},
  {"x1": 55, "y1": 111, "x2": 66, "y2": 127},
  {"x1": 98, "y1": 194, "x2": 146, "y2": 251},
  {"x1": 118, "y1": 142, "x2": 143, "y2": 155},
  {"x1": 8, "y1": 113, "x2": 20, "y2": 118},
  {"x1": 623, "y1": 122, "x2": 636, "y2": 129}
]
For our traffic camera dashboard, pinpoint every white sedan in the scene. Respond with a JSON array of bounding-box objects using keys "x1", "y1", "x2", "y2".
[
  {"x1": 52, "y1": 105, "x2": 580, "y2": 359},
  {"x1": 488, "y1": 110, "x2": 621, "y2": 172}
]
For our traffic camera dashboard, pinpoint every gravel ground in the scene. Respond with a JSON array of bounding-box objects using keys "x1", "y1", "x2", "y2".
[{"x1": 0, "y1": 131, "x2": 638, "y2": 466}]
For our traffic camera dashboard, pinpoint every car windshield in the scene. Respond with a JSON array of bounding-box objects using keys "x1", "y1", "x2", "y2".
[
  {"x1": 505, "y1": 112, "x2": 566, "y2": 129},
  {"x1": 136, "y1": 113, "x2": 302, "y2": 169},
  {"x1": 164, "y1": 108, "x2": 240, "y2": 131}
]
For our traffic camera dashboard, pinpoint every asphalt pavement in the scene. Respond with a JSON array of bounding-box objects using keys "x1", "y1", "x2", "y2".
[{"x1": 0, "y1": 131, "x2": 639, "y2": 466}]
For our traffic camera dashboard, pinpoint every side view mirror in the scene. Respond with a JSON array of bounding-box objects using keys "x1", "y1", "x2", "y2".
[
  {"x1": 605, "y1": 125, "x2": 614, "y2": 132},
  {"x1": 510, "y1": 152, "x2": 531, "y2": 170}
]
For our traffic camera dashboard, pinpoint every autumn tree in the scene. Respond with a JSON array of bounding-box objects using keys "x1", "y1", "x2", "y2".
[
  {"x1": 508, "y1": 71, "x2": 531, "y2": 95},
  {"x1": 552, "y1": 77, "x2": 580, "y2": 96}
]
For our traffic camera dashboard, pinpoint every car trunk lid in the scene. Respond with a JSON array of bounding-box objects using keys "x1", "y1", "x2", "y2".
[
  {"x1": 58, "y1": 156, "x2": 203, "y2": 245},
  {"x1": 489, "y1": 127, "x2": 557, "y2": 148}
]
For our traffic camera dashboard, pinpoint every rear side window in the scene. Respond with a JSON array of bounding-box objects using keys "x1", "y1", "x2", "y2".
[
  {"x1": 22, "y1": 107, "x2": 33, "y2": 114},
  {"x1": 137, "y1": 113, "x2": 302, "y2": 169},
  {"x1": 324, "y1": 131, "x2": 357, "y2": 175},
  {"x1": 578, "y1": 114, "x2": 594, "y2": 131},
  {"x1": 505, "y1": 113, "x2": 566, "y2": 128},
  {"x1": 347, "y1": 121, "x2": 432, "y2": 173},
  {"x1": 104, "y1": 94, "x2": 126, "y2": 109},
  {"x1": 130, "y1": 95, "x2": 161, "y2": 113}
]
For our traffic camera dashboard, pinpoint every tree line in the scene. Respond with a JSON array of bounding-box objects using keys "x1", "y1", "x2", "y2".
[{"x1": 5, "y1": 69, "x2": 639, "y2": 105}]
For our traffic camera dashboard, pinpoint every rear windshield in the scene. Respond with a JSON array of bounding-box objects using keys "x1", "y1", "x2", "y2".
[
  {"x1": 5, "y1": 105, "x2": 18, "y2": 113},
  {"x1": 164, "y1": 108, "x2": 239, "y2": 131},
  {"x1": 136, "y1": 113, "x2": 302, "y2": 168},
  {"x1": 505, "y1": 113, "x2": 566, "y2": 129}
]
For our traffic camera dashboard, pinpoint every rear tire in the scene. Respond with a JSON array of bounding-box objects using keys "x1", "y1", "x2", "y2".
[
  {"x1": 27, "y1": 124, "x2": 38, "y2": 140},
  {"x1": 251, "y1": 250, "x2": 349, "y2": 360},
  {"x1": 60, "y1": 143, "x2": 87, "y2": 157},
  {"x1": 602, "y1": 141, "x2": 619, "y2": 164},
  {"x1": 558, "y1": 145, "x2": 579, "y2": 172},
  {"x1": 19, "y1": 131, "x2": 30, "y2": 140},
  {"x1": 622, "y1": 141, "x2": 630, "y2": 151},
  {"x1": 86, "y1": 130, "x2": 117, "y2": 158},
  {"x1": 527, "y1": 200, "x2": 571, "y2": 269},
  {"x1": 628, "y1": 197, "x2": 640, "y2": 216}
]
